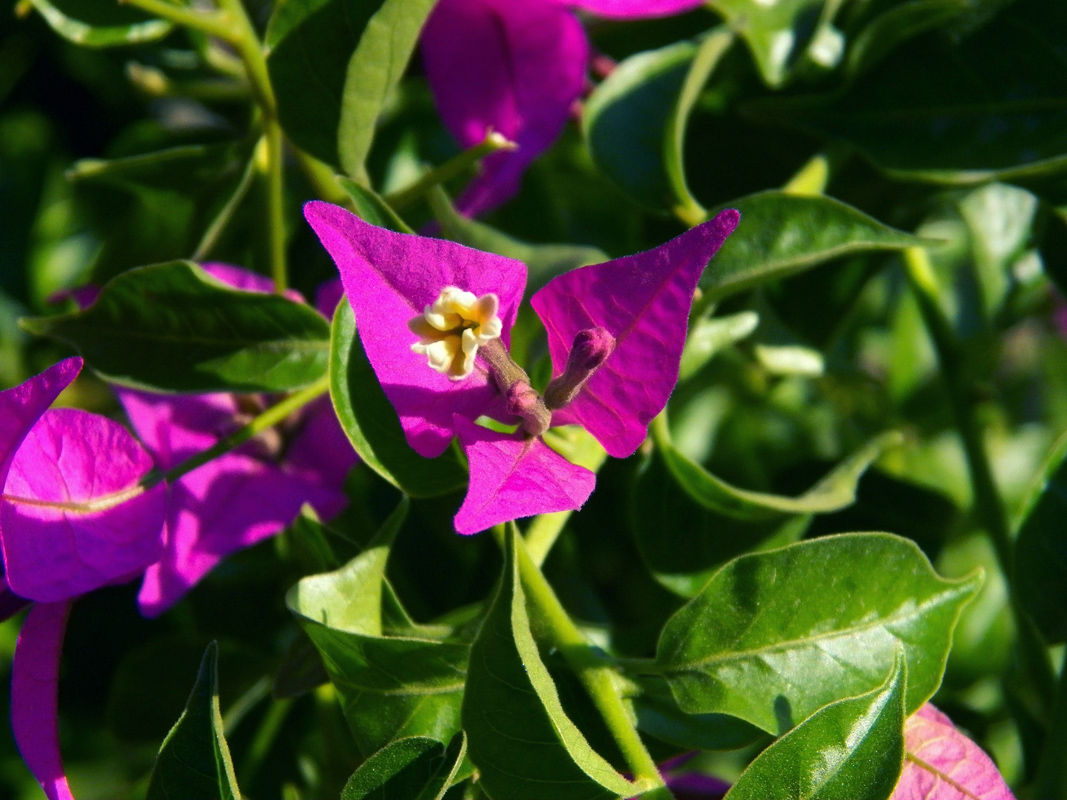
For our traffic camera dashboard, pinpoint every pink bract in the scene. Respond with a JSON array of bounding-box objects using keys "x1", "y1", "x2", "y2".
[
  {"x1": 564, "y1": 0, "x2": 706, "y2": 18},
  {"x1": 892, "y1": 704, "x2": 1015, "y2": 800},
  {"x1": 532, "y1": 209, "x2": 739, "y2": 457}
]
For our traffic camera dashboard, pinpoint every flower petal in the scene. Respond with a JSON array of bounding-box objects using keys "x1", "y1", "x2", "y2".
[
  {"x1": 305, "y1": 201, "x2": 527, "y2": 457},
  {"x1": 531, "y1": 209, "x2": 739, "y2": 457},
  {"x1": 0, "y1": 358, "x2": 81, "y2": 492},
  {"x1": 12, "y1": 600, "x2": 75, "y2": 800},
  {"x1": 138, "y1": 453, "x2": 346, "y2": 616},
  {"x1": 422, "y1": 0, "x2": 588, "y2": 215},
  {"x1": 1, "y1": 409, "x2": 167, "y2": 602},
  {"x1": 893, "y1": 704, "x2": 1015, "y2": 800},
  {"x1": 453, "y1": 415, "x2": 595, "y2": 534},
  {"x1": 562, "y1": 0, "x2": 707, "y2": 20}
]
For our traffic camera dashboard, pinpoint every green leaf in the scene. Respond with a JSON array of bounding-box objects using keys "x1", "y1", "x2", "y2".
[
  {"x1": 845, "y1": 0, "x2": 971, "y2": 78},
  {"x1": 428, "y1": 188, "x2": 606, "y2": 294},
  {"x1": 708, "y1": 0, "x2": 844, "y2": 87},
  {"x1": 748, "y1": 0, "x2": 1067, "y2": 183},
  {"x1": 632, "y1": 448, "x2": 811, "y2": 597},
  {"x1": 339, "y1": 177, "x2": 415, "y2": 234},
  {"x1": 22, "y1": 261, "x2": 330, "y2": 393},
  {"x1": 146, "y1": 642, "x2": 241, "y2": 800},
  {"x1": 462, "y1": 530, "x2": 637, "y2": 800},
  {"x1": 1015, "y1": 430, "x2": 1067, "y2": 643},
  {"x1": 341, "y1": 733, "x2": 466, "y2": 800},
  {"x1": 703, "y1": 191, "x2": 923, "y2": 303},
  {"x1": 583, "y1": 40, "x2": 696, "y2": 214},
  {"x1": 656, "y1": 533, "x2": 980, "y2": 734},
  {"x1": 266, "y1": 0, "x2": 436, "y2": 176},
  {"x1": 329, "y1": 298, "x2": 467, "y2": 497},
  {"x1": 724, "y1": 654, "x2": 906, "y2": 800},
  {"x1": 657, "y1": 425, "x2": 901, "y2": 522},
  {"x1": 336, "y1": 0, "x2": 438, "y2": 180},
  {"x1": 287, "y1": 501, "x2": 471, "y2": 756},
  {"x1": 27, "y1": 0, "x2": 171, "y2": 47},
  {"x1": 632, "y1": 675, "x2": 764, "y2": 752},
  {"x1": 679, "y1": 311, "x2": 759, "y2": 382}
]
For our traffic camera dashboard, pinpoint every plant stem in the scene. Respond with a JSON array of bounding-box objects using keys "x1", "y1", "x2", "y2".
[
  {"x1": 902, "y1": 247, "x2": 1055, "y2": 701},
  {"x1": 293, "y1": 147, "x2": 354, "y2": 207},
  {"x1": 384, "y1": 131, "x2": 516, "y2": 210},
  {"x1": 120, "y1": 0, "x2": 232, "y2": 39},
  {"x1": 263, "y1": 119, "x2": 288, "y2": 292},
  {"x1": 194, "y1": 138, "x2": 260, "y2": 260},
  {"x1": 513, "y1": 536, "x2": 671, "y2": 797}
]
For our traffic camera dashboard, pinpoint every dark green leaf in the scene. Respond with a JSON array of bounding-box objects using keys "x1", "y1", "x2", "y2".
[
  {"x1": 708, "y1": 0, "x2": 841, "y2": 87},
  {"x1": 341, "y1": 733, "x2": 466, "y2": 800},
  {"x1": 632, "y1": 675, "x2": 764, "y2": 752},
  {"x1": 329, "y1": 299, "x2": 467, "y2": 496},
  {"x1": 22, "y1": 261, "x2": 330, "y2": 393},
  {"x1": 584, "y1": 40, "x2": 696, "y2": 214},
  {"x1": 656, "y1": 534, "x2": 980, "y2": 734},
  {"x1": 703, "y1": 191, "x2": 923, "y2": 303},
  {"x1": 287, "y1": 501, "x2": 471, "y2": 756},
  {"x1": 724, "y1": 654, "x2": 906, "y2": 800},
  {"x1": 1015, "y1": 431, "x2": 1067, "y2": 643},
  {"x1": 845, "y1": 0, "x2": 970, "y2": 77},
  {"x1": 462, "y1": 529, "x2": 637, "y2": 800},
  {"x1": 428, "y1": 188, "x2": 606, "y2": 294},
  {"x1": 28, "y1": 0, "x2": 171, "y2": 47},
  {"x1": 658, "y1": 427, "x2": 901, "y2": 521},
  {"x1": 266, "y1": 0, "x2": 436, "y2": 176},
  {"x1": 748, "y1": 0, "x2": 1067, "y2": 182},
  {"x1": 146, "y1": 642, "x2": 240, "y2": 800}
]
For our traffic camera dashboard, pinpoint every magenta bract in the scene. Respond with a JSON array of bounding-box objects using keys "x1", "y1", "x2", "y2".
[{"x1": 893, "y1": 704, "x2": 1015, "y2": 800}]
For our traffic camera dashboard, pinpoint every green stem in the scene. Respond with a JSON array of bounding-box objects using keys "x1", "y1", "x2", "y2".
[
  {"x1": 902, "y1": 247, "x2": 1055, "y2": 701},
  {"x1": 264, "y1": 119, "x2": 288, "y2": 292},
  {"x1": 513, "y1": 537, "x2": 671, "y2": 796},
  {"x1": 194, "y1": 137, "x2": 260, "y2": 260},
  {"x1": 159, "y1": 376, "x2": 329, "y2": 486},
  {"x1": 1034, "y1": 649, "x2": 1067, "y2": 798},
  {"x1": 524, "y1": 444, "x2": 608, "y2": 567},
  {"x1": 293, "y1": 147, "x2": 354, "y2": 207},
  {"x1": 384, "y1": 131, "x2": 517, "y2": 210},
  {"x1": 120, "y1": 0, "x2": 232, "y2": 39}
]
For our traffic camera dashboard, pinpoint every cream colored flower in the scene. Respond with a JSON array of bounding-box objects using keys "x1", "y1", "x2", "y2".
[{"x1": 409, "y1": 287, "x2": 502, "y2": 380}]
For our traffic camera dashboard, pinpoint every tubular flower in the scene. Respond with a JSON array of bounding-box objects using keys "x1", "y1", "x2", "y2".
[
  {"x1": 305, "y1": 200, "x2": 738, "y2": 533},
  {"x1": 421, "y1": 0, "x2": 707, "y2": 217}
]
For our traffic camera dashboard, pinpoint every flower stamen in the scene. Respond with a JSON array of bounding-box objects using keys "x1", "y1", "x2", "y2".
[{"x1": 409, "y1": 287, "x2": 503, "y2": 380}]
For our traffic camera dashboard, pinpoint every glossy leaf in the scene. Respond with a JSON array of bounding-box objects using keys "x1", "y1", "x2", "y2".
[
  {"x1": 708, "y1": 0, "x2": 842, "y2": 87},
  {"x1": 146, "y1": 642, "x2": 240, "y2": 800},
  {"x1": 266, "y1": 0, "x2": 435, "y2": 175},
  {"x1": 749, "y1": 0, "x2": 1067, "y2": 182},
  {"x1": 428, "y1": 188, "x2": 606, "y2": 294},
  {"x1": 658, "y1": 428, "x2": 901, "y2": 522},
  {"x1": 27, "y1": 0, "x2": 171, "y2": 47},
  {"x1": 287, "y1": 502, "x2": 471, "y2": 756},
  {"x1": 22, "y1": 261, "x2": 330, "y2": 393},
  {"x1": 329, "y1": 299, "x2": 467, "y2": 497},
  {"x1": 724, "y1": 655, "x2": 906, "y2": 800},
  {"x1": 584, "y1": 40, "x2": 697, "y2": 213},
  {"x1": 702, "y1": 191, "x2": 923, "y2": 303},
  {"x1": 1015, "y1": 431, "x2": 1067, "y2": 643},
  {"x1": 632, "y1": 675, "x2": 764, "y2": 752},
  {"x1": 341, "y1": 733, "x2": 466, "y2": 800},
  {"x1": 462, "y1": 530, "x2": 638, "y2": 800},
  {"x1": 656, "y1": 534, "x2": 980, "y2": 734}
]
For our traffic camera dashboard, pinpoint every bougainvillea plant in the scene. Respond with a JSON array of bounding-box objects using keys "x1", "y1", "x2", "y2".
[{"x1": 2, "y1": 0, "x2": 1064, "y2": 797}]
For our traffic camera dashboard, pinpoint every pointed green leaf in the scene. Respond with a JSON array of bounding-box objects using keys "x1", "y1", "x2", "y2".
[
  {"x1": 462, "y1": 530, "x2": 637, "y2": 800},
  {"x1": 1015, "y1": 430, "x2": 1067, "y2": 643},
  {"x1": 266, "y1": 0, "x2": 436, "y2": 176},
  {"x1": 749, "y1": 0, "x2": 1067, "y2": 182},
  {"x1": 341, "y1": 733, "x2": 467, "y2": 800},
  {"x1": 287, "y1": 501, "x2": 470, "y2": 756},
  {"x1": 658, "y1": 427, "x2": 901, "y2": 521},
  {"x1": 146, "y1": 642, "x2": 240, "y2": 800},
  {"x1": 22, "y1": 261, "x2": 330, "y2": 393},
  {"x1": 702, "y1": 192, "x2": 924, "y2": 303},
  {"x1": 724, "y1": 655, "x2": 906, "y2": 800},
  {"x1": 329, "y1": 298, "x2": 467, "y2": 496},
  {"x1": 27, "y1": 0, "x2": 171, "y2": 47},
  {"x1": 656, "y1": 534, "x2": 980, "y2": 734}
]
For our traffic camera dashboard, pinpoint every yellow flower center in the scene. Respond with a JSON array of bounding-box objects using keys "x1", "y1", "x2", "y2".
[{"x1": 408, "y1": 287, "x2": 503, "y2": 380}]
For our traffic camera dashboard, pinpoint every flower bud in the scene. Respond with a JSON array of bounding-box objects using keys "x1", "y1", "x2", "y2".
[
  {"x1": 505, "y1": 381, "x2": 551, "y2": 438},
  {"x1": 544, "y1": 327, "x2": 616, "y2": 411}
]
